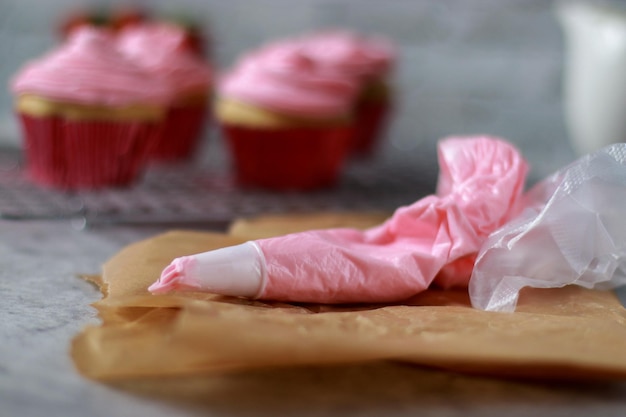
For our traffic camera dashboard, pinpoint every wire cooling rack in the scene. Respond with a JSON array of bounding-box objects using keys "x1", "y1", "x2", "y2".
[{"x1": 0, "y1": 145, "x2": 436, "y2": 229}]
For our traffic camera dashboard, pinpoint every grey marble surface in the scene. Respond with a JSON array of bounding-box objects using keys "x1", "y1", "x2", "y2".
[{"x1": 2, "y1": 218, "x2": 626, "y2": 417}]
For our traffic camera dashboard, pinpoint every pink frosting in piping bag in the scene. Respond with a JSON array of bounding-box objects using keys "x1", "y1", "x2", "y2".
[
  {"x1": 257, "y1": 136, "x2": 528, "y2": 302},
  {"x1": 149, "y1": 136, "x2": 529, "y2": 303}
]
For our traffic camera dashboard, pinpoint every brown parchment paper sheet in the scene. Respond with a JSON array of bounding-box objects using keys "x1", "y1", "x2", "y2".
[{"x1": 71, "y1": 212, "x2": 626, "y2": 381}]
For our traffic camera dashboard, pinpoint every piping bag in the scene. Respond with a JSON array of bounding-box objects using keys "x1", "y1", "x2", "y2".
[{"x1": 149, "y1": 136, "x2": 529, "y2": 303}]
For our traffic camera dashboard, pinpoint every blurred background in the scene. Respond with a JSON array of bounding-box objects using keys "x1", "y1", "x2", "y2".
[{"x1": 0, "y1": 0, "x2": 578, "y2": 182}]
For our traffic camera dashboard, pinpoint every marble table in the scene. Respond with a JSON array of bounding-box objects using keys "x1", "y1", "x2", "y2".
[{"x1": 2, "y1": 218, "x2": 626, "y2": 417}]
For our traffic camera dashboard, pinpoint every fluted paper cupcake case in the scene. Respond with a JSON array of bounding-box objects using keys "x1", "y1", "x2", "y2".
[
  {"x1": 18, "y1": 113, "x2": 161, "y2": 190},
  {"x1": 222, "y1": 124, "x2": 353, "y2": 190},
  {"x1": 352, "y1": 98, "x2": 391, "y2": 156},
  {"x1": 149, "y1": 102, "x2": 208, "y2": 162}
]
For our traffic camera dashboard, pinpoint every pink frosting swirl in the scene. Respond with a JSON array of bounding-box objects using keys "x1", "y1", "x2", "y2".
[
  {"x1": 117, "y1": 23, "x2": 212, "y2": 94},
  {"x1": 219, "y1": 41, "x2": 360, "y2": 118},
  {"x1": 300, "y1": 30, "x2": 396, "y2": 80},
  {"x1": 11, "y1": 27, "x2": 173, "y2": 106}
]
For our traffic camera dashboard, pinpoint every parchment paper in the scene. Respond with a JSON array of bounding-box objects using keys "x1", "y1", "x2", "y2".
[{"x1": 72, "y1": 212, "x2": 626, "y2": 381}]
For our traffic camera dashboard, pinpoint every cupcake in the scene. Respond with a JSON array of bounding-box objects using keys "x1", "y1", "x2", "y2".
[
  {"x1": 215, "y1": 42, "x2": 360, "y2": 190},
  {"x1": 10, "y1": 27, "x2": 171, "y2": 190},
  {"x1": 301, "y1": 30, "x2": 396, "y2": 156},
  {"x1": 117, "y1": 22, "x2": 213, "y2": 162}
]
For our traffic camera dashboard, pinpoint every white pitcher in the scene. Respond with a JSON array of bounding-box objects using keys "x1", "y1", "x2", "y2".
[{"x1": 557, "y1": 1, "x2": 626, "y2": 155}]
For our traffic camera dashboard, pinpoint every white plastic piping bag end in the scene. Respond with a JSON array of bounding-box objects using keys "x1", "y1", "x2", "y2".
[
  {"x1": 469, "y1": 143, "x2": 626, "y2": 312},
  {"x1": 149, "y1": 241, "x2": 267, "y2": 298}
]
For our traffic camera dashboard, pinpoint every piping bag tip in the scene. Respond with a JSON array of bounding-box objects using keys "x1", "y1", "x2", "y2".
[
  {"x1": 149, "y1": 241, "x2": 267, "y2": 298},
  {"x1": 148, "y1": 256, "x2": 191, "y2": 294}
]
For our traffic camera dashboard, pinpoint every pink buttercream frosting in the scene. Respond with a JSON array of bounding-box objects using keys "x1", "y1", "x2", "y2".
[
  {"x1": 219, "y1": 41, "x2": 360, "y2": 118},
  {"x1": 11, "y1": 27, "x2": 172, "y2": 106},
  {"x1": 300, "y1": 30, "x2": 396, "y2": 80},
  {"x1": 117, "y1": 23, "x2": 212, "y2": 95}
]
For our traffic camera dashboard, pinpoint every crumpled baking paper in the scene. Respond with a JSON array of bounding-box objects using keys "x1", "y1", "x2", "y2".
[
  {"x1": 72, "y1": 212, "x2": 626, "y2": 381},
  {"x1": 471, "y1": 143, "x2": 626, "y2": 312}
]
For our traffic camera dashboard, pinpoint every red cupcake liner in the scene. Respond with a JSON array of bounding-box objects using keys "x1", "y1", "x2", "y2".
[
  {"x1": 352, "y1": 99, "x2": 391, "y2": 156},
  {"x1": 222, "y1": 124, "x2": 353, "y2": 190},
  {"x1": 150, "y1": 104, "x2": 208, "y2": 162},
  {"x1": 18, "y1": 114, "x2": 160, "y2": 190}
]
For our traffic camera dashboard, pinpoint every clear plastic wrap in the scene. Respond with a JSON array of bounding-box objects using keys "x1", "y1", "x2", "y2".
[{"x1": 470, "y1": 144, "x2": 626, "y2": 312}]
